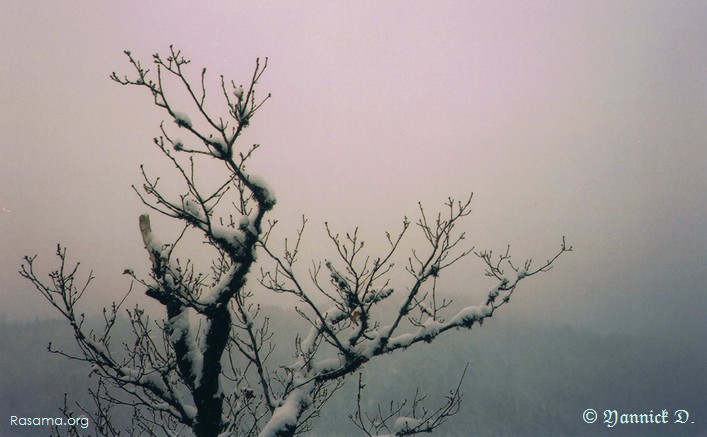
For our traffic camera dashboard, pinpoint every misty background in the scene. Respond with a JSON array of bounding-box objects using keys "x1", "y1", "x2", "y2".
[{"x1": 1, "y1": 1, "x2": 705, "y2": 436}]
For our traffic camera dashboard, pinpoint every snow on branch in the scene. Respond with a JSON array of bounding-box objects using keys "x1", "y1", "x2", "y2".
[
  {"x1": 111, "y1": 46, "x2": 270, "y2": 163},
  {"x1": 351, "y1": 367, "x2": 466, "y2": 436},
  {"x1": 19, "y1": 248, "x2": 198, "y2": 428}
]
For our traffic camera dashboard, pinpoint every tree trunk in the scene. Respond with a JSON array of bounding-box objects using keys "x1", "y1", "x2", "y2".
[{"x1": 193, "y1": 306, "x2": 231, "y2": 436}]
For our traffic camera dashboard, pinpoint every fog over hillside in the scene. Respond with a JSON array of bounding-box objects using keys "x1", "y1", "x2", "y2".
[{"x1": 2, "y1": 310, "x2": 704, "y2": 436}]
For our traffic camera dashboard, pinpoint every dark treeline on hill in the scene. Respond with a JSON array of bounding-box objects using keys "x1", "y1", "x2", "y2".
[{"x1": 1, "y1": 309, "x2": 704, "y2": 436}]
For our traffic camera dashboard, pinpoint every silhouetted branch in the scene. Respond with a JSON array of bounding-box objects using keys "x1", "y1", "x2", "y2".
[{"x1": 25, "y1": 47, "x2": 570, "y2": 437}]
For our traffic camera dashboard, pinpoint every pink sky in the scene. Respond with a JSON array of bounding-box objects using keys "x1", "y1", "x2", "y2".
[{"x1": 1, "y1": 1, "x2": 705, "y2": 335}]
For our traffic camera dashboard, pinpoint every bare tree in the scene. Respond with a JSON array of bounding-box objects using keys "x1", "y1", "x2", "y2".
[{"x1": 21, "y1": 47, "x2": 571, "y2": 437}]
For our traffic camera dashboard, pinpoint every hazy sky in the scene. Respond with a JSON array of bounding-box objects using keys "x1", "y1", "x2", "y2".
[{"x1": 1, "y1": 1, "x2": 705, "y2": 338}]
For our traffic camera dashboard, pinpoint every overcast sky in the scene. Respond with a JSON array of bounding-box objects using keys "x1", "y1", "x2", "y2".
[{"x1": 1, "y1": 1, "x2": 705, "y2": 339}]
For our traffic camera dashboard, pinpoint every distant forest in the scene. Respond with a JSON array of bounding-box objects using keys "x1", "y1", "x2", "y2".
[{"x1": 1, "y1": 309, "x2": 704, "y2": 436}]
